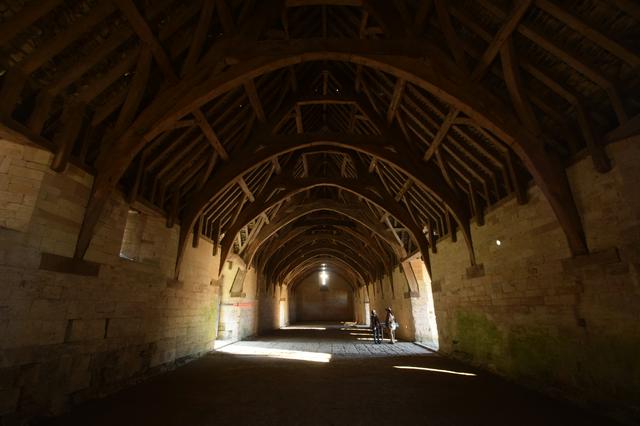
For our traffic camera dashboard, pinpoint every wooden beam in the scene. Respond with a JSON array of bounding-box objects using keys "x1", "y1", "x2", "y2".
[
  {"x1": 93, "y1": 33, "x2": 587, "y2": 272},
  {"x1": 433, "y1": 0, "x2": 468, "y2": 72},
  {"x1": 114, "y1": 47, "x2": 153, "y2": 134},
  {"x1": 386, "y1": 79, "x2": 405, "y2": 124},
  {"x1": 51, "y1": 103, "x2": 85, "y2": 172},
  {"x1": 192, "y1": 215, "x2": 203, "y2": 248},
  {"x1": 113, "y1": 0, "x2": 176, "y2": 79},
  {"x1": 216, "y1": 0, "x2": 235, "y2": 33},
  {"x1": 181, "y1": 0, "x2": 216, "y2": 76},
  {"x1": 193, "y1": 110, "x2": 229, "y2": 161},
  {"x1": 423, "y1": 108, "x2": 457, "y2": 161},
  {"x1": 535, "y1": 0, "x2": 640, "y2": 68},
  {"x1": 500, "y1": 38, "x2": 541, "y2": 135},
  {"x1": 272, "y1": 157, "x2": 282, "y2": 175},
  {"x1": 28, "y1": 92, "x2": 54, "y2": 134},
  {"x1": 301, "y1": 154, "x2": 309, "y2": 177},
  {"x1": 20, "y1": 2, "x2": 116, "y2": 74},
  {"x1": 606, "y1": 112, "x2": 640, "y2": 143},
  {"x1": 477, "y1": 0, "x2": 628, "y2": 124},
  {"x1": 0, "y1": 70, "x2": 27, "y2": 120},
  {"x1": 244, "y1": 79, "x2": 267, "y2": 122},
  {"x1": 394, "y1": 179, "x2": 413, "y2": 201},
  {"x1": 237, "y1": 178, "x2": 255, "y2": 202},
  {"x1": 295, "y1": 104, "x2": 304, "y2": 133},
  {"x1": 470, "y1": 0, "x2": 533, "y2": 81}
]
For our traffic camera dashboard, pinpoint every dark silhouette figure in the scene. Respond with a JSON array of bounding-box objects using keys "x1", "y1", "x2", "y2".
[{"x1": 370, "y1": 310, "x2": 382, "y2": 344}]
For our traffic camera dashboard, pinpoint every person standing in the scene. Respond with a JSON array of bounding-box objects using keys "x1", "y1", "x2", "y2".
[
  {"x1": 385, "y1": 307, "x2": 397, "y2": 344},
  {"x1": 370, "y1": 310, "x2": 382, "y2": 344}
]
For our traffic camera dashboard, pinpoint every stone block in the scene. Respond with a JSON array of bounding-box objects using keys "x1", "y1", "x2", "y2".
[
  {"x1": 29, "y1": 299, "x2": 67, "y2": 319},
  {"x1": 106, "y1": 318, "x2": 143, "y2": 338},
  {"x1": 67, "y1": 355, "x2": 91, "y2": 392},
  {"x1": 66, "y1": 319, "x2": 106, "y2": 342}
]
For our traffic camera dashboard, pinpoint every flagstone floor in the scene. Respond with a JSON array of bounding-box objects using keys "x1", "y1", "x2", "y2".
[{"x1": 46, "y1": 323, "x2": 618, "y2": 426}]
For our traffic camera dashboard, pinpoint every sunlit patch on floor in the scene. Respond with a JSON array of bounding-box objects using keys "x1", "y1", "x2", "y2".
[
  {"x1": 349, "y1": 332, "x2": 373, "y2": 336},
  {"x1": 218, "y1": 345, "x2": 332, "y2": 363},
  {"x1": 393, "y1": 366, "x2": 476, "y2": 376},
  {"x1": 281, "y1": 326, "x2": 327, "y2": 330}
]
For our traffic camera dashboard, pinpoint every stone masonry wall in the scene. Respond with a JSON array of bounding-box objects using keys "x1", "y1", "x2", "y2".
[
  {"x1": 368, "y1": 265, "x2": 418, "y2": 342},
  {"x1": 257, "y1": 283, "x2": 289, "y2": 333},
  {"x1": 0, "y1": 139, "x2": 235, "y2": 422},
  {"x1": 294, "y1": 274, "x2": 354, "y2": 322},
  {"x1": 430, "y1": 137, "x2": 640, "y2": 422}
]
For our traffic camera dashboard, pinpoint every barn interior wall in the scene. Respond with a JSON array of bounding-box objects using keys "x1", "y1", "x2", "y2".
[
  {"x1": 362, "y1": 258, "x2": 438, "y2": 348},
  {"x1": 0, "y1": 138, "x2": 258, "y2": 420},
  {"x1": 257, "y1": 283, "x2": 289, "y2": 333},
  {"x1": 430, "y1": 137, "x2": 640, "y2": 418},
  {"x1": 293, "y1": 274, "x2": 354, "y2": 322}
]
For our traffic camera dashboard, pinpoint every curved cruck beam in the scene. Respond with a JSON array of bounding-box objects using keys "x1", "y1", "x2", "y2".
[
  {"x1": 218, "y1": 175, "x2": 431, "y2": 275},
  {"x1": 281, "y1": 253, "x2": 369, "y2": 289},
  {"x1": 288, "y1": 265, "x2": 359, "y2": 295},
  {"x1": 285, "y1": 260, "x2": 363, "y2": 294},
  {"x1": 77, "y1": 38, "x2": 586, "y2": 267},
  {"x1": 274, "y1": 245, "x2": 376, "y2": 286},
  {"x1": 176, "y1": 135, "x2": 460, "y2": 276},
  {"x1": 258, "y1": 223, "x2": 395, "y2": 276},
  {"x1": 242, "y1": 199, "x2": 400, "y2": 272},
  {"x1": 265, "y1": 236, "x2": 382, "y2": 283}
]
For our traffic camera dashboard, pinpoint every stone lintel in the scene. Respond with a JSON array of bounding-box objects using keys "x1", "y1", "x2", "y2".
[
  {"x1": 230, "y1": 291, "x2": 247, "y2": 298},
  {"x1": 465, "y1": 263, "x2": 485, "y2": 279},
  {"x1": 39, "y1": 252, "x2": 100, "y2": 276},
  {"x1": 561, "y1": 247, "x2": 620, "y2": 272}
]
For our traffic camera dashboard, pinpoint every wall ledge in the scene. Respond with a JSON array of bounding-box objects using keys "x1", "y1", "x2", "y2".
[
  {"x1": 39, "y1": 253, "x2": 100, "y2": 276},
  {"x1": 561, "y1": 247, "x2": 620, "y2": 272},
  {"x1": 466, "y1": 264, "x2": 485, "y2": 279}
]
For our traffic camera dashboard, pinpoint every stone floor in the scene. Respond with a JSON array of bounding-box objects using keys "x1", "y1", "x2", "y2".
[{"x1": 46, "y1": 323, "x2": 618, "y2": 426}]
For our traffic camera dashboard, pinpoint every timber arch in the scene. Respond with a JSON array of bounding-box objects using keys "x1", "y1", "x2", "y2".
[{"x1": 1, "y1": 2, "x2": 639, "y2": 422}]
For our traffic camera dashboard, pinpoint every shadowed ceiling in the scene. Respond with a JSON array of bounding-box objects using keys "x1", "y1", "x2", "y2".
[{"x1": 0, "y1": 0, "x2": 638, "y2": 290}]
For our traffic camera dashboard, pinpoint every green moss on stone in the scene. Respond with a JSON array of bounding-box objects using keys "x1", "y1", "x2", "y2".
[{"x1": 454, "y1": 311, "x2": 503, "y2": 363}]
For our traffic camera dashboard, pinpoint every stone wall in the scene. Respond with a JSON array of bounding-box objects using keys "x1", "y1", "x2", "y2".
[
  {"x1": 257, "y1": 283, "x2": 289, "y2": 333},
  {"x1": 293, "y1": 274, "x2": 354, "y2": 322},
  {"x1": 430, "y1": 137, "x2": 640, "y2": 422},
  {"x1": 214, "y1": 259, "x2": 258, "y2": 344},
  {"x1": 368, "y1": 265, "x2": 420, "y2": 341},
  {"x1": 0, "y1": 139, "x2": 256, "y2": 422}
]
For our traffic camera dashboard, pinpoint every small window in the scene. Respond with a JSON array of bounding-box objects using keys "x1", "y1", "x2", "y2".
[{"x1": 119, "y1": 209, "x2": 145, "y2": 261}]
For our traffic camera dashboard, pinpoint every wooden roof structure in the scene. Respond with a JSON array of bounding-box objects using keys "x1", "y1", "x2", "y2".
[{"x1": 1, "y1": 0, "x2": 638, "y2": 289}]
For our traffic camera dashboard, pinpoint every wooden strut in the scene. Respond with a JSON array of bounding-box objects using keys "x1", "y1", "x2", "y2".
[
  {"x1": 73, "y1": 3, "x2": 588, "y2": 271},
  {"x1": 218, "y1": 176, "x2": 424, "y2": 273}
]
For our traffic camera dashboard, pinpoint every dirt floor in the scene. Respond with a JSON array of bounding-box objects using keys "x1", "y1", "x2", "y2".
[{"x1": 44, "y1": 324, "x2": 619, "y2": 426}]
